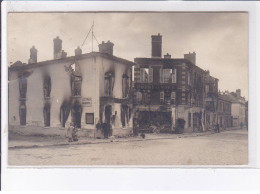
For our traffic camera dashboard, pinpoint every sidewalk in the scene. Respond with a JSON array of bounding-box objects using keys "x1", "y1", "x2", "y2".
[{"x1": 8, "y1": 126, "x2": 245, "y2": 150}]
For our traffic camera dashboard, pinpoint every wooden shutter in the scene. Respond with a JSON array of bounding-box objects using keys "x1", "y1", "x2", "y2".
[{"x1": 148, "y1": 67, "x2": 153, "y2": 83}]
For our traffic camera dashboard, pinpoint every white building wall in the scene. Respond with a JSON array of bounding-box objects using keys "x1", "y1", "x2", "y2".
[{"x1": 8, "y1": 71, "x2": 20, "y2": 125}]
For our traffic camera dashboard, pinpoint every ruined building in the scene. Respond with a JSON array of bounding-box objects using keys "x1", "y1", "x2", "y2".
[
  {"x1": 9, "y1": 37, "x2": 134, "y2": 137},
  {"x1": 133, "y1": 33, "x2": 219, "y2": 133}
]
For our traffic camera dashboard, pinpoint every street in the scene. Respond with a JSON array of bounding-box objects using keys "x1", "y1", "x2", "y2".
[{"x1": 8, "y1": 129, "x2": 248, "y2": 166}]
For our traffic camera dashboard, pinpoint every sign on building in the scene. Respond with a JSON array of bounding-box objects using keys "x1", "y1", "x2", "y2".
[{"x1": 82, "y1": 97, "x2": 92, "y2": 107}]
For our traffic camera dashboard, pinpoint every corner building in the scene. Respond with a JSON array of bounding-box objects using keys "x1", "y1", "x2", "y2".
[{"x1": 9, "y1": 37, "x2": 134, "y2": 137}]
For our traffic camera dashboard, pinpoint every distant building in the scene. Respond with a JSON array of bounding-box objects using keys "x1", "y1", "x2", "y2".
[
  {"x1": 133, "y1": 33, "x2": 215, "y2": 133},
  {"x1": 204, "y1": 71, "x2": 219, "y2": 128},
  {"x1": 9, "y1": 37, "x2": 134, "y2": 137},
  {"x1": 225, "y1": 89, "x2": 246, "y2": 127},
  {"x1": 217, "y1": 94, "x2": 232, "y2": 129}
]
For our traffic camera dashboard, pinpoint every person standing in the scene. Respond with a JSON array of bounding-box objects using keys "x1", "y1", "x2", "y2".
[
  {"x1": 216, "y1": 123, "x2": 220, "y2": 133},
  {"x1": 66, "y1": 122, "x2": 74, "y2": 142}
]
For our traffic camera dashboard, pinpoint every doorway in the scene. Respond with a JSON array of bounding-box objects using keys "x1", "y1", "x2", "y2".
[
  {"x1": 43, "y1": 104, "x2": 51, "y2": 127},
  {"x1": 105, "y1": 105, "x2": 112, "y2": 136},
  {"x1": 72, "y1": 102, "x2": 82, "y2": 128},
  {"x1": 19, "y1": 104, "x2": 26, "y2": 125}
]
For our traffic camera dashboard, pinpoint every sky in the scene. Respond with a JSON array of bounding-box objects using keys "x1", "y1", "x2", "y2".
[{"x1": 8, "y1": 12, "x2": 248, "y2": 99}]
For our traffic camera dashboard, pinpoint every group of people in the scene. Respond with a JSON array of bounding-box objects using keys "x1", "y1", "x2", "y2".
[
  {"x1": 96, "y1": 121, "x2": 111, "y2": 139},
  {"x1": 66, "y1": 122, "x2": 79, "y2": 142}
]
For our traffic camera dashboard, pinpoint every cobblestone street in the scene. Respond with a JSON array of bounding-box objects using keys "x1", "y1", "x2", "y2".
[{"x1": 8, "y1": 128, "x2": 248, "y2": 166}]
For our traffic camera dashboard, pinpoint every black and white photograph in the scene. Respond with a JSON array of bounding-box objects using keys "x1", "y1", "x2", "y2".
[{"x1": 6, "y1": 11, "x2": 249, "y2": 166}]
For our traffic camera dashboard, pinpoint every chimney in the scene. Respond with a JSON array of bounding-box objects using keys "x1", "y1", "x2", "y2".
[
  {"x1": 53, "y1": 36, "x2": 62, "y2": 59},
  {"x1": 236, "y1": 89, "x2": 241, "y2": 97},
  {"x1": 61, "y1": 50, "x2": 67, "y2": 58},
  {"x1": 164, "y1": 53, "x2": 171, "y2": 59},
  {"x1": 98, "y1": 41, "x2": 114, "y2": 55},
  {"x1": 184, "y1": 51, "x2": 196, "y2": 65},
  {"x1": 28, "y1": 46, "x2": 37, "y2": 64},
  {"x1": 151, "y1": 33, "x2": 162, "y2": 58},
  {"x1": 75, "y1": 46, "x2": 82, "y2": 56}
]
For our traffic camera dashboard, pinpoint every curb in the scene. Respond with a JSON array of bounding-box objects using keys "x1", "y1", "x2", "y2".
[{"x1": 8, "y1": 130, "x2": 217, "y2": 150}]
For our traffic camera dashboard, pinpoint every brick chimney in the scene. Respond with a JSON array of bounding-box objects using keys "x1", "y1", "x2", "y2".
[
  {"x1": 151, "y1": 33, "x2": 162, "y2": 58},
  {"x1": 53, "y1": 36, "x2": 62, "y2": 59},
  {"x1": 164, "y1": 53, "x2": 171, "y2": 59},
  {"x1": 184, "y1": 52, "x2": 196, "y2": 65},
  {"x1": 28, "y1": 46, "x2": 37, "y2": 64},
  {"x1": 98, "y1": 41, "x2": 114, "y2": 55},
  {"x1": 236, "y1": 89, "x2": 241, "y2": 97},
  {"x1": 75, "y1": 46, "x2": 82, "y2": 56}
]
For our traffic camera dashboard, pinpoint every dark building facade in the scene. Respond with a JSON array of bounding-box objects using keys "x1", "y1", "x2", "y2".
[{"x1": 133, "y1": 34, "x2": 212, "y2": 133}]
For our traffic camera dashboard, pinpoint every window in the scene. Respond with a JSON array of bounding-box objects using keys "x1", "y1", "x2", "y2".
[
  {"x1": 205, "y1": 85, "x2": 209, "y2": 97},
  {"x1": 122, "y1": 74, "x2": 129, "y2": 98},
  {"x1": 160, "y1": 91, "x2": 165, "y2": 103},
  {"x1": 105, "y1": 72, "x2": 114, "y2": 96},
  {"x1": 188, "y1": 112, "x2": 191, "y2": 127},
  {"x1": 187, "y1": 72, "x2": 191, "y2": 85},
  {"x1": 43, "y1": 76, "x2": 51, "y2": 98},
  {"x1": 171, "y1": 92, "x2": 176, "y2": 104},
  {"x1": 140, "y1": 68, "x2": 149, "y2": 83},
  {"x1": 172, "y1": 69, "x2": 177, "y2": 83},
  {"x1": 43, "y1": 103, "x2": 51, "y2": 127},
  {"x1": 160, "y1": 68, "x2": 177, "y2": 83},
  {"x1": 85, "y1": 113, "x2": 94, "y2": 124},
  {"x1": 19, "y1": 77, "x2": 27, "y2": 98},
  {"x1": 136, "y1": 91, "x2": 142, "y2": 103},
  {"x1": 148, "y1": 67, "x2": 153, "y2": 83}
]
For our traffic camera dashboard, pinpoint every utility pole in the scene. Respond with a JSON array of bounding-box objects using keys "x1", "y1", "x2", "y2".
[{"x1": 92, "y1": 21, "x2": 94, "y2": 52}]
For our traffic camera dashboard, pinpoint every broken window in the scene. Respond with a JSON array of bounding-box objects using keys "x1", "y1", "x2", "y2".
[
  {"x1": 60, "y1": 100, "x2": 71, "y2": 128},
  {"x1": 171, "y1": 91, "x2": 176, "y2": 104},
  {"x1": 121, "y1": 105, "x2": 129, "y2": 128},
  {"x1": 70, "y1": 63, "x2": 82, "y2": 96},
  {"x1": 71, "y1": 77, "x2": 82, "y2": 96},
  {"x1": 122, "y1": 73, "x2": 129, "y2": 98},
  {"x1": 105, "y1": 72, "x2": 114, "y2": 96},
  {"x1": 43, "y1": 75, "x2": 51, "y2": 98},
  {"x1": 160, "y1": 68, "x2": 177, "y2": 83},
  {"x1": 19, "y1": 77, "x2": 27, "y2": 99},
  {"x1": 135, "y1": 91, "x2": 142, "y2": 103},
  {"x1": 160, "y1": 91, "x2": 165, "y2": 103},
  {"x1": 43, "y1": 103, "x2": 51, "y2": 127}
]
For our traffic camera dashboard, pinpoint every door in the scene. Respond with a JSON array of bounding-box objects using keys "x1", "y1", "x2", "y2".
[
  {"x1": 72, "y1": 103, "x2": 82, "y2": 128},
  {"x1": 105, "y1": 105, "x2": 112, "y2": 136},
  {"x1": 19, "y1": 104, "x2": 26, "y2": 125}
]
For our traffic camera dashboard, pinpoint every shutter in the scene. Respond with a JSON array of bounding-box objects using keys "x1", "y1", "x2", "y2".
[
  {"x1": 172, "y1": 68, "x2": 177, "y2": 83},
  {"x1": 134, "y1": 66, "x2": 141, "y2": 83},
  {"x1": 160, "y1": 68, "x2": 164, "y2": 83},
  {"x1": 148, "y1": 67, "x2": 153, "y2": 83}
]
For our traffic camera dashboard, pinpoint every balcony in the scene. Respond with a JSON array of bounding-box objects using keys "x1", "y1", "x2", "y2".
[{"x1": 134, "y1": 83, "x2": 177, "y2": 90}]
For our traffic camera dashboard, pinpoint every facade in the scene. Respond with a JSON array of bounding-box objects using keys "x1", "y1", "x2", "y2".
[
  {"x1": 224, "y1": 89, "x2": 246, "y2": 127},
  {"x1": 204, "y1": 71, "x2": 219, "y2": 129},
  {"x1": 9, "y1": 37, "x2": 134, "y2": 137},
  {"x1": 217, "y1": 94, "x2": 232, "y2": 129},
  {"x1": 133, "y1": 34, "x2": 216, "y2": 133}
]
